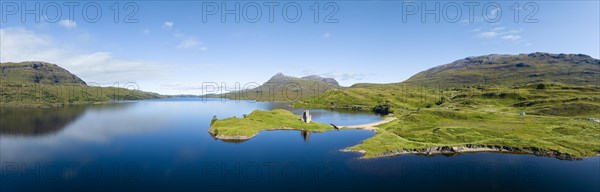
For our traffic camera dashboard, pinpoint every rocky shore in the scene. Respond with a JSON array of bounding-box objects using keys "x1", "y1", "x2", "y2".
[
  {"x1": 208, "y1": 127, "x2": 322, "y2": 141},
  {"x1": 342, "y1": 144, "x2": 585, "y2": 160}
]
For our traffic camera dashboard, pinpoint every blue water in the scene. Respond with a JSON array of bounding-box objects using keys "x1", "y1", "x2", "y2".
[{"x1": 0, "y1": 98, "x2": 598, "y2": 191}]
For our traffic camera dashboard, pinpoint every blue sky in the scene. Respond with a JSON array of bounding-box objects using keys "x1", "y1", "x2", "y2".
[{"x1": 1, "y1": 1, "x2": 598, "y2": 95}]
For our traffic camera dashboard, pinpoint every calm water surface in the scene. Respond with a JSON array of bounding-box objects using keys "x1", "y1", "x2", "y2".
[{"x1": 1, "y1": 98, "x2": 598, "y2": 191}]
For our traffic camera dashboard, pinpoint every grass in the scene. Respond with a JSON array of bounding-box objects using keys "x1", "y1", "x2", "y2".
[
  {"x1": 295, "y1": 82, "x2": 600, "y2": 159},
  {"x1": 209, "y1": 109, "x2": 332, "y2": 139},
  {"x1": 0, "y1": 82, "x2": 164, "y2": 107},
  {"x1": 348, "y1": 108, "x2": 600, "y2": 158},
  {"x1": 403, "y1": 53, "x2": 599, "y2": 87},
  {"x1": 210, "y1": 82, "x2": 600, "y2": 159},
  {"x1": 1, "y1": 62, "x2": 164, "y2": 107}
]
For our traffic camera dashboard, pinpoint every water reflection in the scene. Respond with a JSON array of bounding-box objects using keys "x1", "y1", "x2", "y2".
[
  {"x1": 0, "y1": 106, "x2": 85, "y2": 136},
  {"x1": 301, "y1": 130, "x2": 310, "y2": 142},
  {"x1": 0, "y1": 98, "x2": 598, "y2": 192},
  {"x1": 287, "y1": 108, "x2": 383, "y2": 126},
  {"x1": 0, "y1": 103, "x2": 133, "y2": 137}
]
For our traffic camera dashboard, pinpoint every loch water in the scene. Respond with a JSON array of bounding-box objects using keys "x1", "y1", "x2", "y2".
[{"x1": 1, "y1": 98, "x2": 598, "y2": 191}]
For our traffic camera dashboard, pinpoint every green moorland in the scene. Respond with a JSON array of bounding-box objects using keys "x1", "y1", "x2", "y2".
[
  {"x1": 213, "y1": 53, "x2": 600, "y2": 159},
  {"x1": 208, "y1": 109, "x2": 331, "y2": 140},
  {"x1": 218, "y1": 83, "x2": 600, "y2": 159},
  {"x1": 297, "y1": 53, "x2": 600, "y2": 159},
  {"x1": 1, "y1": 61, "x2": 164, "y2": 107}
]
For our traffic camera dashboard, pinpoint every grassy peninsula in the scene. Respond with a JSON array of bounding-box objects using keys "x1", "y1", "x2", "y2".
[{"x1": 209, "y1": 109, "x2": 331, "y2": 140}]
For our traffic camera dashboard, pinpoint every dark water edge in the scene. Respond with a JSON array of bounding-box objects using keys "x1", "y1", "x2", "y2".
[{"x1": 1, "y1": 98, "x2": 598, "y2": 192}]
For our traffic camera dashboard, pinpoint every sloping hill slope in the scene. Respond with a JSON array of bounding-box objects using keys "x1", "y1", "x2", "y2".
[
  {"x1": 222, "y1": 73, "x2": 341, "y2": 101},
  {"x1": 0, "y1": 61, "x2": 163, "y2": 107},
  {"x1": 404, "y1": 53, "x2": 599, "y2": 86},
  {"x1": 1, "y1": 61, "x2": 86, "y2": 85}
]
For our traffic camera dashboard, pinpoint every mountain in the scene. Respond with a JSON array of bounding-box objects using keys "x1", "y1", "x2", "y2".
[
  {"x1": 405, "y1": 52, "x2": 599, "y2": 86},
  {"x1": 300, "y1": 75, "x2": 339, "y2": 86},
  {"x1": 1, "y1": 61, "x2": 164, "y2": 107},
  {"x1": 266, "y1": 73, "x2": 340, "y2": 86},
  {"x1": 220, "y1": 73, "x2": 340, "y2": 101},
  {"x1": 1, "y1": 61, "x2": 87, "y2": 85}
]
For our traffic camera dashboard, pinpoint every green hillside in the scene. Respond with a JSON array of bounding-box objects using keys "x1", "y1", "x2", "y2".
[
  {"x1": 405, "y1": 52, "x2": 599, "y2": 86},
  {"x1": 296, "y1": 53, "x2": 600, "y2": 112},
  {"x1": 292, "y1": 53, "x2": 600, "y2": 159},
  {"x1": 1, "y1": 62, "x2": 87, "y2": 85},
  {"x1": 0, "y1": 61, "x2": 164, "y2": 107}
]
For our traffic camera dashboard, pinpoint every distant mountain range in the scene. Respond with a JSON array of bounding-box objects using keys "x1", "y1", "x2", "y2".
[
  {"x1": 268, "y1": 73, "x2": 340, "y2": 86},
  {"x1": 3, "y1": 52, "x2": 599, "y2": 105}
]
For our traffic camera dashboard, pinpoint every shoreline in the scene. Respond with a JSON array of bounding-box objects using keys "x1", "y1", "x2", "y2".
[
  {"x1": 209, "y1": 116, "x2": 396, "y2": 141},
  {"x1": 341, "y1": 144, "x2": 588, "y2": 161},
  {"x1": 208, "y1": 127, "x2": 318, "y2": 141},
  {"x1": 337, "y1": 115, "x2": 396, "y2": 131},
  {"x1": 209, "y1": 115, "x2": 597, "y2": 160}
]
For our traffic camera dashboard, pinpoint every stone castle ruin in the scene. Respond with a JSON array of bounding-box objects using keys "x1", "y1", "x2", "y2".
[{"x1": 302, "y1": 110, "x2": 311, "y2": 123}]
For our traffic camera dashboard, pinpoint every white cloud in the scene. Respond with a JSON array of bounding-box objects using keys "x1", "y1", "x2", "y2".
[
  {"x1": 58, "y1": 19, "x2": 77, "y2": 29},
  {"x1": 301, "y1": 70, "x2": 377, "y2": 81},
  {"x1": 177, "y1": 38, "x2": 200, "y2": 49},
  {"x1": 478, "y1": 31, "x2": 498, "y2": 38},
  {"x1": 492, "y1": 27, "x2": 505, "y2": 31},
  {"x1": 501, "y1": 35, "x2": 521, "y2": 41},
  {"x1": 159, "y1": 81, "x2": 241, "y2": 94},
  {"x1": 172, "y1": 31, "x2": 207, "y2": 51},
  {"x1": 475, "y1": 26, "x2": 527, "y2": 42},
  {"x1": 163, "y1": 21, "x2": 174, "y2": 30},
  {"x1": 0, "y1": 27, "x2": 167, "y2": 84},
  {"x1": 323, "y1": 32, "x2": 331, "y2": 38}
]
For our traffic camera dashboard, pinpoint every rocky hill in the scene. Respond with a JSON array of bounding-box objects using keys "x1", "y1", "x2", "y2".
[
  {"x1": 405, "y1": 52, "x2": 599, "y2": 87},
  {"x1": 221, "y1": 73, "x2": 340, "y2": 101},
  {"x1": 1, "y1": 61, "x2": 87, "y2": 85},
  {"x1": 0, "y1": 61, "x2": 164, "y2": 107}
]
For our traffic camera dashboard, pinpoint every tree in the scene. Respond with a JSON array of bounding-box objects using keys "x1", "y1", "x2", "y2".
[
  {"x1": 536, "y1": 83, "x2": 546, "y2": 90},
  {"x1": 372, "y1": 102, "x2": 392, "y2": 115},
  {"x1": 210, "y1": 115, "x2": 218, "y2": 125}
]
